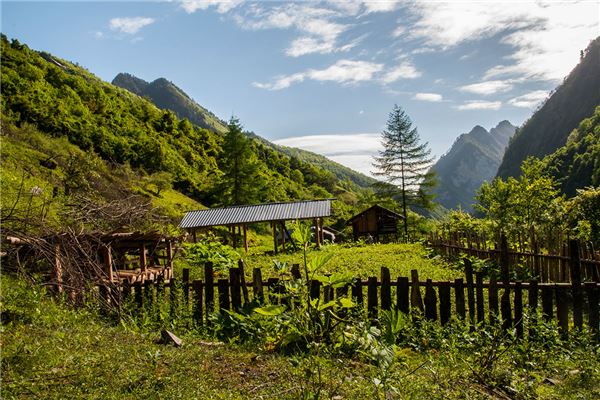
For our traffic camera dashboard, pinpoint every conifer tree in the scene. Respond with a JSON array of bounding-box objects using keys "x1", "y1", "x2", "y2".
[
  {"x1": 220, "y1": 116, "x2": 262, "y2": 205},
  {"x1": 373, "y1": 105, "x2": 436, "y2": 240}
]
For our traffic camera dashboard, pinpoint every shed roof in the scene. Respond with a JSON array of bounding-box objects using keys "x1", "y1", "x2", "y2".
[
  {"x1": 180, "y1": 199, "x2": 332, "y2": 229},
  {"x1": 347, "y1": 204, "x2": 404, "y2": 224}
]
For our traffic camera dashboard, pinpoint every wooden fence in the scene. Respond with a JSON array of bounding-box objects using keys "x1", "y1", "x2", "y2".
[
  {"x1": 428, "y1": 235, "x2": 600, "y2": 284},
  {"x1": 100, "y1": 259, "x2": 600, "y2": 340}
]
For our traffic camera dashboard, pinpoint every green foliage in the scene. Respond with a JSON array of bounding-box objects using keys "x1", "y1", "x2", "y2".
[
  {"x1": 373, "y1": 104, "x2": 436, "y2": 240},
  {"x1": 183, "y1": 237, "x2": 240, "y2": 273}
]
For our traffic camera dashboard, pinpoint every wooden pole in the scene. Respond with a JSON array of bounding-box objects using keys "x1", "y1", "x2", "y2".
[
  {"x1": 243, "y1": 224, "x2": 248, "y2": 253},
  {"x1": 139, "y1": 243, "x2": 147, "y2": 274},
  {"x1": 272, "y1": 222, "x2": 278, "y2": 254}
]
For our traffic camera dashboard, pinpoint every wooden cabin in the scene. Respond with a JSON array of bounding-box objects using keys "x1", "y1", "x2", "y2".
[{"x1": 347, "y1": 205, "x2": 403, "y2": 242}]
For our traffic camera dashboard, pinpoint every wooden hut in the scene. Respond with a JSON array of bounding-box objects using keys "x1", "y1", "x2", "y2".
[{"x1": 347, "y1": 205, "x2": 403, "y2": 242}]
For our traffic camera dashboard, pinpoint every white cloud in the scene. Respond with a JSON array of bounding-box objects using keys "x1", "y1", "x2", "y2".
[
  {"x1": 381, "y1": 61, "x2": 421, "y2": 83},
  {"x1": 109, "y1": 17, "x2": 155, "y2": 34},
  {"x1": 407, "y1": 1, "x2": 598, "y2": 82},
  {"x1": 459, "y1": 80, "x2": 513, "y2": 95},
  {"x1": 363, "y1": 0, "x2": 402, "y2": 14},
  {"x1": 456, "y1": 100, "x2": 502, "y2": 111},
  {"x1": 274, "y1": 133, "x2": 382, "y2": 177},
  {"x1": 180, "y1": 0, "x2": 244, "y2": 14},
  {"x1": 413, "y1": 92, "x2": 442, "y2": 102},
  {"x1": 253, "y1": 59, "x2": 383, "y2": 90},
  {"x1": 508, "y1": 90, "x2": 549, "y2": 108}
]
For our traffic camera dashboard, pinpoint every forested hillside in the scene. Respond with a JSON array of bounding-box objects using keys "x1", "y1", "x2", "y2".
[
  {"x1": 431, "y1": 121, "x2": 515, "y2": 211},
  {"x1": 541, "y1": 106, "x2": 600, "y2": 196},
  {"x1": 0, "y1": 35, "x2": 365, "y2": 229},
  {"x1": 114, "y1": 72, "x2": 376, "y2": 190},
  {"x1": 497, "y1": 36, "x2": 600, "y2": 179}
]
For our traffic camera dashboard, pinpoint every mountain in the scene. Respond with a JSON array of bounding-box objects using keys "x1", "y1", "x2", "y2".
[
  {"x1": 113, "y1": 72, "x2": 376, "y2": 189},
  {"x1": 112, "y1": 73, "x2": 228, "y2": 134},
  {"x1": 541, "y1": 105, "x2": 600, "y2": 196},
  {"x1": 497, "y1": 36, "x2": 600, "y2": 179},
  {"x1": 431, "y1": 121, "x2": 516, "y2": 212},
  {"x1": 0, "y1": 35, "x2": 366, "y2": 231}
]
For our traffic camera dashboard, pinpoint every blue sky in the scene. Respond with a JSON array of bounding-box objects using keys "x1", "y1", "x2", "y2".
[{"x1": 2, "y1": 1, "x2": 598, "y2": 177}]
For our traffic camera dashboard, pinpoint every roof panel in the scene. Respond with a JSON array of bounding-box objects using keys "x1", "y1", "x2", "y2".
[{"x1": 179, "y1": 199, "x2": 332, "y2": 228}]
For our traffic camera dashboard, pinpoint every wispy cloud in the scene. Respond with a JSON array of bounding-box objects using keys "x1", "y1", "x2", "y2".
[
  {"x1": 180, "y1": 0, "x2": 244, "y2": 14},
  {"x1": 413, "y1": 92, "x2": 442, "y2": 102},
  {"x1": 456, "y1": 100, "x2": 502, "y2": 111},
  {"x1": 253, "y1": 59, "x2": 384, "y2": 90},
  {"x1": 381, "y1": 61, "x2": 421, "y2": 83},
  {"x1": 459, "y1": 80, "x2": 513, "y2": 96},
  {"x1": 109, "y1": 17, "x2": 155, "y2": 34},
  {"x1": 274, "y1": 133, "x2": 382, "y2": 177},
  {"x1": 508, "y1": 90, "x2": 549, "y2": 108}
]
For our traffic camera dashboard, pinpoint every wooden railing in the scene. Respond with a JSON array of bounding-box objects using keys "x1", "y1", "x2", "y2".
[{"x1": 99, "y1": 260, "x2": 600, "y2": 340}]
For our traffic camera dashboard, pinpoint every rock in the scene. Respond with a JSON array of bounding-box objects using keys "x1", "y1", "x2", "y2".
[{"x1": 160, "y1": 329, "x2": 182, "y2": 347}]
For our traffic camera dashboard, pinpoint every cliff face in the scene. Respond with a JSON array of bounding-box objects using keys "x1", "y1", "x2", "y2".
[{"x1": 431, "y1": 121, "x2": 516, "y2": 212}]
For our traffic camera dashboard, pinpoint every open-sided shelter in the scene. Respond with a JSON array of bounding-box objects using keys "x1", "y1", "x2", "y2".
[
  {"x1": 347, "y1": 204, "x2": 403, "y2": 242},
  {"x1": 179, "y1": 199, "x2": 332, "y2": 253}
]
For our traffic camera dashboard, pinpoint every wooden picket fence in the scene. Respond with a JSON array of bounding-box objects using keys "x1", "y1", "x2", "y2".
[
  {"x1": 428, "y1": 234, "x2": 600, "y2": 283},
  {"x1": 100, "y1": 258, "x2": 600, "y2": 340}
]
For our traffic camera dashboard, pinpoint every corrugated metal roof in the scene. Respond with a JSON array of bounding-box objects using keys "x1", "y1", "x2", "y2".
[{"x1": 179, "y1": 199, "x2": 332, "y2": 228}]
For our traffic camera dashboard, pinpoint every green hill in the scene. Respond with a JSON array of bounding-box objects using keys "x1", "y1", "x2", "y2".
[
  {"x1": 0, "y1": 35, "x2": 364, "y2": 231},
  {"x1": 497, "y1": 36, "x2": 600, "y2": 179}
]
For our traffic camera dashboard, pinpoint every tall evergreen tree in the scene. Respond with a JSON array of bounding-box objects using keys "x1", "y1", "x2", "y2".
[
  {"x1": 373, "y1": 105, "x2": 436, "y2": 240},
  {"x1": 220, "y1": 116, "x2": 262, "y2": 205}
]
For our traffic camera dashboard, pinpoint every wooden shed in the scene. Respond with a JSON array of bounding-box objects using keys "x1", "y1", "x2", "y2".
[{"x1": 347, "y1": 205, "x2": 403, "y2": 242}]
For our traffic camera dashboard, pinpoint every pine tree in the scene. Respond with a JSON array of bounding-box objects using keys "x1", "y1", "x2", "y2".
[
  {"x1": 220, "y1": 116, "x2": 262, "y2": 205},
  {"x1": 373, "y1": 105, "x2": 436, "y2": 240}
]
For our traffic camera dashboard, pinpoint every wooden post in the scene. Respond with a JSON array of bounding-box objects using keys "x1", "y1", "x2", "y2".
[
  {"x1": 134, "y1": 282, "x2": 143, "y2": 308},
  {"x1": 455, "y1": 278, "x2": 465, "y2": 319},
  {"x1": 380, "y1": 267, "x2": 391, "y2": 311},
  {"x1": 584, "y1": 282, "x2": 599, "y2": 340},
  {"x1": 103, "y1": 245, "x2": 114, "y2": 283},
  {"x1": 352, "y1": 278, "x2": 363, "y2": 305},
  {"x1": 541, "y1": 285, "x2": 553, "y2": 321},
  {"x1": 238, "y1": 260, "x2": 249, "y2": 304},
  {"x1": 465, "y1": 259, "x2": 475, "y2": 324},
  {"x1": 501, "y1": 285, "x2": 512, "y2": 330},
  {"x1": 569, "y1": 240, "x2": 583, "y2": 329},
  {"x1": 396, "y1": 277, "x2": 409, "y2": 314},
  {"x1": 500, "y1": 233, "x2": 510, "y2": 283},
  {"x1": 243, "y1": 224, "x2": 248, "y2": 253},
  {"x1": 424, "y1": 279, "x2": 437, "y2": 321},
  {"x1": 439, "y1": 281, "x2": 451, "y2": 325},
  {"x1": 229, "y1": 268, "x2": 242, "y2": 312},
  {"x1": 556, "y1": 287, "x2": 569, "y2": 338},
  {"x1": 475, "y1": 273, "x2": 484, "y2": 324},
  {"x1": 528, "y1": 280, "x2": 538, "y2": 339},
  {"x1": 280, "y1": 222, "x2": 286, "y2": 252},
  {"x1": 192, "y1": 229, "x2": 197, "y2": 243},
  {"x1": 411, "y1": 270, "x2": 424, "y2": 313},
  {"x1": 291, "y1": 263, "x2": 301, "y2": 280},
  {"x1": 193, "y1": 280, "x2": 204, "y2": 325},
  {"x1": 252, "y1": 268, "x2": 264, "y2": 302},
  {"x1": 367, "y1": 276, "x2": 378, "y2": 320},
  {"x1": 139, "y1": 243, "x2": 147, "y2": 274},
  {"x1": 218, "y1": 279, "x2": 230, "y2": 311},
  {"x1": 166, "y1": 239, "x2": 173, "y2": 270},
  {"x1": 514, "y1": 281, "x2": 523, "y2": 338},
  {"x1": 489, "y1": 277, "x2": 499, "y2": 323},
  {"x1": 204, "y1": 262, "x2": 214, "y2": 323},
  {"x1": 272, "y1": 223, "x2": 278, "y2": 255}
]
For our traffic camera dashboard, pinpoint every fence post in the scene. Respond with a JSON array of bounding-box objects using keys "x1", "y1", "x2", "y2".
[
  {"x1": 528, "y1": 280, "x2": 538, "y2": 339},
  {"x1": 192, "y1": 279, "x2": 204, "y2": 325},
  {"x1": 169, "y1": 278, "x2": 177, "y2": 319},
  {"x1": 134, "y1": 282, "x2": 143, "y2": 308},
  {"x1": 569, "y1": 240, "x2": 583, "y2": 330},
  {"x1": 488, "y1": 277, "x2": 499, "y2": 322},
  {"x1": 475, "y1": 273, "x2": 484, "y2": 324},
  {"x1": 238, "y1": 260, "x2": 250, "y2": 304},
  {"x1": 465, "y1": 259, "x2": 476, "y2": 324},
  {"x1": 584, "y1": 282, "x2": 598, "y2": 340},
  {"x1": 541, "y1": 285, "x2": 553, "y2": 321},
  {"x1": 501, "y1": 283, "x2": 512, "y2": 330},
  {"x1": 455, "y1": 278, "x2": 465, "y2": 319},
  {"x1": 252, "y1": 268, "x2": 264, "y2": 303},
  {"x1": 424, "y1": 279, "x2": 437, "y2": 321},
  {"x1": 204, "y1": 262, "x2": 214, "y2": 324},
  {"x1": 352, "y1": 278, "x2": 363, "y2": 306},
  {"x1": 218, "y1": 279, "x2": 230, "y2": 311},
  {"x1": 439, "y1": 281, "x2": 451, "y2": 325},
  {"x1": 381, "y1": 267, "x2": 391, "y2": 311},
  {"x1": 229, "y1": 268, "x2": 242, "y2": 312},
  {"x1": 291, "y1": 263, "x2": 302, "y2": 280},
  {"x1": 367, "y1": 276, "x2": 378, "y2": 320},
  {"x1": 396, "y1": 277, "x2": 409, "y2": 314},
  {"x1": 411, "y1": 270, "x2": 424, "y2": 313},
  {"x1": 556, "y1": 287, "x2": 569, "y2": 339},
  {"x1": 514, "y1": 281, "x2": 523, "y2": 338}
]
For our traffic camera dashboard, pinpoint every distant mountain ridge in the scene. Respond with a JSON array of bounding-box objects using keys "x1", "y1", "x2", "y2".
[
  {"x1": 113, "y1": 72, "x2": 376, "y2": 189},
  {"x1": 112, "y1": 73, "x2": 228, "y2": 134},
  {"x1": 431, "y1": 121, "x2": 516, "y2": 212},
  {"x1": 497, "y1": 36, "x2": 600, "y2": 179}
]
